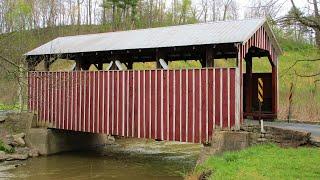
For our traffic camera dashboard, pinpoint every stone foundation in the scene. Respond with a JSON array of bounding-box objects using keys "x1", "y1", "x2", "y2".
[
  {"x1": 197, "y1": 125, "x2": 312, "y2": 164},
  {"x1": 197, "y1": 131, "x2": 250, "y2": 164},
  {"x1": 25, "y1": 128, "x2": 108, "y2": 155},
  {"x1": 242, "y1": 125, "x2": 311, "y2": 147}
]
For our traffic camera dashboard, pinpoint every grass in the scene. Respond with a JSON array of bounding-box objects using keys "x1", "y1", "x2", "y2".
[
  {"x1": 196, "y1": 144, "x2": 320, "y2": 179},
  {"x1": 0, "y1": 103, "x2": 21, "y2": 110},
  {"x1": 0, "y1": 139, "x2": 14, "y2": 153}
]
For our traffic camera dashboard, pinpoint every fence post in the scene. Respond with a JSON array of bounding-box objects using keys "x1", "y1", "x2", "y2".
[{"x1": 287, "y1": 83, "x2": 294, "y2": 123}]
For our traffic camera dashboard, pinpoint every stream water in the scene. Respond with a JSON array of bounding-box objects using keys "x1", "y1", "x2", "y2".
[{"x1": 0, "y1": 138, "x2": 202, "y2": 180}]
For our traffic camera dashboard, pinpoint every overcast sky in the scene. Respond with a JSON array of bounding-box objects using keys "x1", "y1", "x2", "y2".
[
  {"x1": 237, "y1": 0, "x2": 306, "y2": 17},
  {"x1": 190, "y1": 0, "x2": 308, "y2": 19}
]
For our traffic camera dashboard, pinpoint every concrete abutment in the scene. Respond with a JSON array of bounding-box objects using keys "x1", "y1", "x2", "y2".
[{"x1": 25, "y1": 128, "x2": 108, "y2": 155}]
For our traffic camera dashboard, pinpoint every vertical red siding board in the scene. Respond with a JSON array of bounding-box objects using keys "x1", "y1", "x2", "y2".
[
  {"x1": 49, "y1": 73, "x2": 52, "y2": 124},
  {"x1": 42, "y1": 73, "x2": 46, "y2": 123},
  {"x1": 174, "y1": 70, "x2": 181, "y2": 141},
  {"x1": 81, "y1": 72, "x2": 86, "y2": 132},
  {"x1": 69, "y1": 73, "x2": 73, "y2": 130},
  {"x1": 112, "y1": 71, "x2": 116, "y2": 134},
  {"x1": 181, "y1": 70, "x2": 187, "y2": 142},
  {"x1": 215, "y1": 70, "x2": 221, "y2": 127},
  {"x1": 37, "y1": 73, "x2": 40, "y2": 117},
  {"x1": 222, "y1": 69, "x2": 228, "y2": 128},
  {"x1": 94, "y1": 72, "x2": 98, "y2": 133},
  {"x1": 230, "y1": 69, "x2": 236, "y2": 128},
  {"x1": 187, "y1": 70, "x2": 193, "y2": 143},
  {"x1": 27, "y1": 73, "x2": 30, "y2": 111},
  {"x1": 51, "y1": 73, "x2": 54, "y2": 125},
  {"x1": 194, "y1": 70, "x2": 200, "y2": 143},
  {"x1": 40, "y1": 73, "x2": 43, "y2": 124},
  {"x1": 156, "y1": 71, "x2": 162, "y2": 140},
  {"x1": 70, "y1": 73, "x2": 74, "y2": 130},
  {"x1": 118, "y1": 72, "x2": 123, "y2": 136},
  {"x1": 71, "y1": 72, "x2": 75, "y2": 131},
  {"x1": 57, "y1": 73, "x2": 60, "y2": 129},
  {"x1": 94, "y1": 72, "x2": 99, "y2": 133},
  {"x1": 103, "y1": 71, "x2": 110, "y2": 134},
  {"x1": 89, "y1": 72, "x2": 93, "y2": 132},
  {"x1": 75, "y1": 72, "x2": 79, "y2": 131},
  {"x1": 60, "y1": 73, "x2": 64, "y2": 129},
  {"x1": 207, "y1": 69, "x2": 214, "y2": 140},
  {"x1": 140, "y1": 71, "x2": 145, "y2": 138},
  {"x1": 54, "y1": 73, "x2": 58, "y2": 128},
  {"x1": 30, "y1": 73, "x2": 33, "y2": 112},
  {"x1": 128, "y1": 71, "x2": 133, "y2": 137},
  {"x1": 60, "y1": 72, "x2": 63, "y2": 129},
  {"x1": 100, "y1": 72, "x2": 104, "y2": 133},
  {"x1": 162, "y1": 71, "x2": 168, "y2": 140},
  {"x1": 86, "y1": 72, "x2": 90, "y2": 132},
  {"x1": 117, "y1": 71, "x2": 121, "y2": 135},
  {"x1": 145, "y1": 71, "x2": 150, "y2": 139},
  {"x1": 169, "y1": 70, "x2": 174, "y2": 141},
  {"x1": 150, "y1": 71, "x2": 156, "y2": 139},
  {"x1": 47, "y1": 73, "x2": 50, "y2": 125},
  {"x1": 67, "y1": 73, "x2": 71, "y2": 131},
  {"x1": 120, "y1": 72, "x2": 124, "y2": 136},
  {"x1": 33, "y1": 73, "x2": 35, "y2": 113},
  {"x1": 64, "y1": 73, "x2": 68, "y2": 129},
  {"x1": 49, "y1": 73, "x2": 55, "y2": 127},
  {"x1": 201, "y1": 70, "x2": 207, "y2": 143},
  {"x1": 125, "y1": 71, "x2": 129, "y2": 137},
  {"x1": 133, "y1": 71, "x2": 138, "y2": 137},
  {"x1": 45, "y1": 73, "x2": 49, "y2": 124}
]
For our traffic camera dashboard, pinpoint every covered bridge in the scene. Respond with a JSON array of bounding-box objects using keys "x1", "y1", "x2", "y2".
[{"x1": 26, "y1": 18, "x2": 282, "y2": 143}]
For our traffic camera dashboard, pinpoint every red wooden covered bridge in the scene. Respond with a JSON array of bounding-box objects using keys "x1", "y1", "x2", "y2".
[{"x1": 25, "y1": 18, "x2": 282, "y2": 143}]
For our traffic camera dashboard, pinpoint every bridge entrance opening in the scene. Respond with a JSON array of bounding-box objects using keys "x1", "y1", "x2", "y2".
[{"x1": 243, "y1": 47, "x2": 278, "y2": 120}]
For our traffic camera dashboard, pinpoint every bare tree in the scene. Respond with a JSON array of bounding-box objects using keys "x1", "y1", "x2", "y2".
[{"x1": 287, "y1": 0, "x2": 320, "y2": 47}]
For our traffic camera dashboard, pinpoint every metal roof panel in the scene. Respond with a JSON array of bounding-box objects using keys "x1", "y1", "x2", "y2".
[{"x1": 26, "y1": 18, "x2": 267, "y2": 56}]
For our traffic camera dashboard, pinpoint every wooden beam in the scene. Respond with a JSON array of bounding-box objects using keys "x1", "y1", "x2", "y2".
[
  {"x1": 155, "y1": 49, "x2": 166, "y2": 69},
  {"x1": 44, "y1": 56, "x2": 50, "y2": 71},
  {"x1": 75, "y1": 57, "x2": 82, "y2": 71},
  {"x1": 271, "y1": 57, "x2": 278, "y2": 119},
  {"x1": 245, "y1": 55, "x2": 253, "y2": 114},
  {"x1": 97, "y1": 63, "x2": 103, "y2": 70},
  {"x1": 204, "y1": 45, "x2": 214, "y2": 67}
]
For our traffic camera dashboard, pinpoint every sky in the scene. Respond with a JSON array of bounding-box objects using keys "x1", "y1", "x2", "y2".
[
  {"x1": 191, "y1": 0, "x2": 308, "y2": 19},
  {"x1": 237, "y1": 0, "x2": 306, "y2": 15},
  {"x1": 235, "y1": 0, "x2": 307, "y2": 16}
]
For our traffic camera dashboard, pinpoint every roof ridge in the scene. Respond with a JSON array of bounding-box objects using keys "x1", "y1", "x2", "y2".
[{"x1": 58, "y1": 18, "x2": 266, "y2": 39}]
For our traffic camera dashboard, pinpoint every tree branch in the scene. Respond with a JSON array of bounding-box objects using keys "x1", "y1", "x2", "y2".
[
  {"x1": 280, "y1": 58, "x2": 320, "y2": 78},
  {"x1": 294, "y1": 69, "x2": 320, "y2": 77},
  {"x1": 0, "y1": 54, "x2": 27, "y2": 71}
]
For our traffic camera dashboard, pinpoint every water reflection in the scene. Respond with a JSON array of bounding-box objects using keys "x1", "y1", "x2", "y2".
[{"x1": 0, "y1": 138, "x2": 202, "y2": 180}]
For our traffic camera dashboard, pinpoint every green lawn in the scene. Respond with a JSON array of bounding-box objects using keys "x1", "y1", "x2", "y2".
[{"x1": 196, "y1": 144, "x2": 320, "y2": 179}]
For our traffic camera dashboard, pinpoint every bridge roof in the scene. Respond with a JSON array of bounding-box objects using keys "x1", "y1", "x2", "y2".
[{"x1": 25, "y1": 18, "x2": 281, "y2": 57}]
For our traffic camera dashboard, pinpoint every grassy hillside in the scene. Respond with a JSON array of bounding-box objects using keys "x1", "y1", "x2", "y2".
[{"x1": 0, "y1": 25, "x2": 319, "y2": 122}]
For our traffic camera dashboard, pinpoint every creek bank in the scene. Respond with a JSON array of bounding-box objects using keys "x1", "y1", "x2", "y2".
[
  {"x1": 193, "y1": 124, "x2": 316, "y2": 180},
  {"x1": 0, "y1": 112, "x2": 39, "y2": 163}
]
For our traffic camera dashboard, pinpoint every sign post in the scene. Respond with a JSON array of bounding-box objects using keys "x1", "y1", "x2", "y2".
[
  {"x1": 288, "y1": 83, "x2": 294, "y2": 123},
  {"x1": 258, "y1": 78, "x2": 265, "y2": 133}
]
